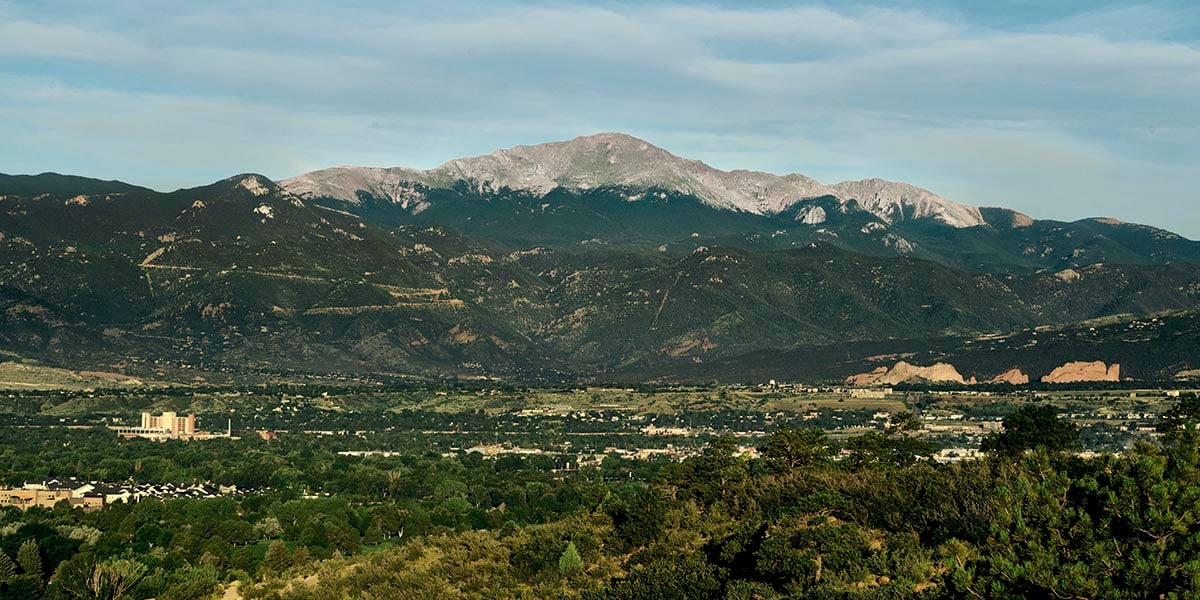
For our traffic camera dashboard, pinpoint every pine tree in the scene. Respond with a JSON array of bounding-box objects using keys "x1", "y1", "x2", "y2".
[
  {"x1": 558, "y1": 541, "x2": 583, "y2": 575},
  {"x1": 760, "y1": 426, "x2": 829, "y2": 472},
  {"x1": 0, "y1": 550, "x2": 16, "y2": 582},
  {"x1": 290, "y1": 545, "x2": 311, "y2": 568},
  {"x1": 17, "y1": 540, "x2": 41, "y2": 578},
  {"x1": 17, "y1": 539, "x2": 43, "y2": 587},
  {"x1": 51, "y1": 554, "x2": 147, "y2": 600},
  {"x1": 261, "y1": 540, "x2": 291, "y2": 574}
]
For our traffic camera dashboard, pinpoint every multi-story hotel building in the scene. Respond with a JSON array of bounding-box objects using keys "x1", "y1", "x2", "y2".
[
  {"x1": 112, "y1": 411, "x2": 232, "y2": 440},
  {"x1": 140, "y1": 411, "x2": 195, "y2": 435}
]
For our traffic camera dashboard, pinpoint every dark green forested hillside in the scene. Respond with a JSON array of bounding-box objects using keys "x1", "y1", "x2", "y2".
[
  {"x1": 652, "y1": 308, "x2": 1200, "y2": 384},
  {"x1": 318, "y1": 183, "x2": 1200, "y2": 274},
  {"x1": 3, "y1": 172, "x2": 1200, "y2": 382}
]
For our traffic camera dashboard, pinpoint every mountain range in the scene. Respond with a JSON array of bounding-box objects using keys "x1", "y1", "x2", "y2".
[
  {"x1": 2, "y1": 133, "x2": 1199, "y2": 384},
  {"x1": 283, "y1": 132, "x2": 984, "y2": 226},
  {"x1": 280, "y1": 133, "x2": 1199, "y2": 274}
]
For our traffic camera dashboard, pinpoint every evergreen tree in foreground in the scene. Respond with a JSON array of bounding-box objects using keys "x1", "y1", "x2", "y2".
[
  {"x1": 0, "y1": 552, "x2": 15, "y2": 583},
  {"x1": 16, "y1": 540, "x2": 42, "y2": 586},
  {"x1": 559, "y1": 542, "x2": 583, "y2": 575}
]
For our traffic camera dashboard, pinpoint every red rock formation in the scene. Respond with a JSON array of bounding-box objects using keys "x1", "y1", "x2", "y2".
[
  {"x1": 845, "y1": 366, "x2": 889, "y2": 386},
  {"x1": 988, "y1": 368, "x2": 1030, "y2": 385},
  {"x1": 1041, "y1": 361, "x2": 1121, "y2": 383},
  {"x1": 846, "y1": 361, "x2": 967, "y2": 386},
  {"x1": 878, "y1": 361, "x2": 966, "y2": 385}
]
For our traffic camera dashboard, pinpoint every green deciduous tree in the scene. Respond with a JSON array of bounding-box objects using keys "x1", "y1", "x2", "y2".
[
  {"x1": 667, "y1": 435, "x2": 750, "y2": 509},
  {"x1": 253, "y1": 517, "x2": 283, "y2": 540},
  {"x1": 982, "y1": 404, "x2": 1080, "y2": 457}
]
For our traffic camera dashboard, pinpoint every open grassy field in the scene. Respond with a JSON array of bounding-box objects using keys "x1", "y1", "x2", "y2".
[
  {"x1": 374, "y1": 388, "x2": 912, "y2": 416},
  {"x1": 0, "y1": 360, "x2": 169, "y2": 390}
]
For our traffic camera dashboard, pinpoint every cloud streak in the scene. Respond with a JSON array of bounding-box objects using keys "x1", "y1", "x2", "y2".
[{"x1": 0, "y1": 1, "x2": 1197, "y2": 236}]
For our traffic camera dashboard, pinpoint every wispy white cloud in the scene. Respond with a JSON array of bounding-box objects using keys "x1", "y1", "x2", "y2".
[{"x1": 0, "y1": 1, "x2": 1197, "y2": 235}]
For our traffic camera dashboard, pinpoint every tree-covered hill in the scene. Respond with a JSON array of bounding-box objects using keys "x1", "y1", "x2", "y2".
[{"x1": 3, "y1": 172, "x2": 1200, "y2": 382}]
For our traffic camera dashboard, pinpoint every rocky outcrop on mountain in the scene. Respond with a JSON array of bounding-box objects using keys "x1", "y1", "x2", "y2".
[
  {"x1": 979, "y1": 207, "x2": 1034, "y2": 229},
  {"x1": 988, "y1": 368, "x2": 1030, "y2": 385},
  {"x1": 276, "y1": 165, "x2": 429, "y2": 210},
  {"x1": 1041, "y1": 361, "x2": 1121, "y2": 383},
  {"x1": 846, "y1": 361, "x2": 967, "y2": 386},
  {"x1": 829, "y1": 179, "x2": 983, "y2": 228},
  {"x1": 1055, "y1": 269, "x2": 1082, "y2": 283}
]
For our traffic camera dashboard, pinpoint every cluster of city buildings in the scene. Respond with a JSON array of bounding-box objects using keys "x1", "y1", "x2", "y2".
[
  {"x1": 0, "y1": 480, "x2": 105, "y2": 512},
  {"x1": 0, "y1": 477, "x2": 247, "y2": 512}
]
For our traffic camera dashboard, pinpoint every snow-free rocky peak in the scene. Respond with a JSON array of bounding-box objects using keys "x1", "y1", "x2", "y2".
[
  {"x1": 829, "y1": 179, "x2": 983, "y2": 229},
  {"x1": 280, "y1": 133, "x2": 986, "y2": 228}
]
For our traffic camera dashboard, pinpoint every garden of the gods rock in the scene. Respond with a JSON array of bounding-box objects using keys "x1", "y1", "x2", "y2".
[
  {"x1": 2, "y1": 1, "x2": 1199, "y2": 599},
  {"x1": 845, "y1": 360, "x2": 1123, "y2": 386}
]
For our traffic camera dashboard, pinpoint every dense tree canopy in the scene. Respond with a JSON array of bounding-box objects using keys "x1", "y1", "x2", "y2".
[{"x1": 4, "y1": 395, "x2": 1200, "y2": 598}]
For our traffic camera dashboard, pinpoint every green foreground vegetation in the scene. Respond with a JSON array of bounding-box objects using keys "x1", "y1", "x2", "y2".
[{"x1": 2, "y1": 389, "x2": 1200, "y2": 598}]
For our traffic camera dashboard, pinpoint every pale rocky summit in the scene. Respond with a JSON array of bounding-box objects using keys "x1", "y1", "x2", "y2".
[
  {"x1": 431, "y1": 133, "x2": 838, "y2": 213},
  {"x1": 279, "y1": 166, "x2": 429, "y2": 210},
  {"x1": 979, "y1": 207, "x2": 1034, "y2": 229},
  {"x1": 281, "y1": 133, "x2": 985, "y2": 227},
  {"x1": 1041, "y1": 361, "x2": 1121, "y2": 383},
  {"x1": 829, "y1": 179, "x2": 984, "y2": 228}
]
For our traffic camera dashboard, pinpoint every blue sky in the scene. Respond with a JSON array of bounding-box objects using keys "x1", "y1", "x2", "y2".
[{"x1": 1, "y1": 0, "x2": 1198, "y2": 235}]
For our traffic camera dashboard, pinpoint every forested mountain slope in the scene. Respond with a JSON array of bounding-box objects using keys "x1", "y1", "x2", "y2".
[{"x1": 2, "y1": 165, "x2": 1199, "y2": 382}]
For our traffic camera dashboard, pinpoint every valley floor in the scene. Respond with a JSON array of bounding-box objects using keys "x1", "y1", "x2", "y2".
[{"x1": 2, "y1": 381, "x2": 1199, "y2": 599}]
